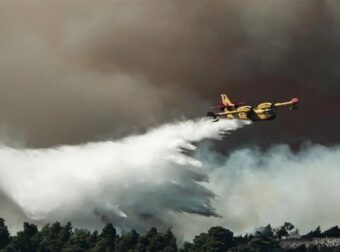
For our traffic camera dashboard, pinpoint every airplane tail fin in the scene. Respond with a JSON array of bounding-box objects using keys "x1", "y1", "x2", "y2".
[
  {"x1": 220, "y1": 93, "x2": 237, "y2": 119},
  {"x1": 221, "y1": 94, "x2": 233, "y2": 106}
]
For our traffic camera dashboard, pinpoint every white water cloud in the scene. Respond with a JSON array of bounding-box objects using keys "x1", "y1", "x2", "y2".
[
  {"x1": 0, "y1": 118, "x2": 245, "y2": 233},
  {"x1": 1, "y1": 118, "x2": 339, "y2": 241}
]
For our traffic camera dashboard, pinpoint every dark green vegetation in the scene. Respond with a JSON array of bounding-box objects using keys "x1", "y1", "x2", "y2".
[{"x1": 0, "y1": 219, "x2": 340, "y2": 252}]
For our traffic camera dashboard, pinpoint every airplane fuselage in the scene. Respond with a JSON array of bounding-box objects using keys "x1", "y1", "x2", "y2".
[
  {"x1": 207, "y1": 94, "x2": 298, "y2": 122},
  {"x1": 227, "y1": 103, "x2": 276, "y2": 121}
]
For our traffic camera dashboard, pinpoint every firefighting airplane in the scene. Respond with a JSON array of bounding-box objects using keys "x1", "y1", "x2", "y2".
[{"x1": 207, "y1": 93, "x2": 299, "y2": 122}]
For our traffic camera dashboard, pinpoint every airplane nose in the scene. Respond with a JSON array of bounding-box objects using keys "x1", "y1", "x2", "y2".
[{"x1": 291, "y1": 97, "x2": 299, "y2": 104}]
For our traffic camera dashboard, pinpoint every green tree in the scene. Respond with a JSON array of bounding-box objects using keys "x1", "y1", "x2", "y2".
[
  {"x1": 246, "y1": 237, "x2": 282, "y2": 252},
  {"x1": 262, "y1": 225, "x2": 274, "y2": 238},
  {"x1": 135, "y1": 235, "x2": 149, "y2": 252},
  {"x1": 93, "y1": 223, "x2": 117, "y2": 252},
  {"x1": 163, "y1": 230, "x2": 177, "y2": 252},
  {"x1": 208, "y1": 226, "x2": 233, "y2": 246},
  {"x1": 180, "y1": 242, "x2": 192, "y2": 252},
  {"x1": 62, "y1": 228, "x2": 91, "y2": 252},
  {"x1": 100, "y1": 224, "x2": 117, "y2": 242},
  {"x1": 192, "y1": 226, "x2": 234, "y2": 252},
  {"x1": 60, "y1": 222, "x2": 73, "y2": 243},
  {"x1": 93, "y1": 238, "x2": 112, "y2": 252},
  {"x1": 114, "y1": 229, "x2": 139, "y2": 252},
  {"x1": 38, "y1": 222, "x2": 73, "y2": 251},
  {"x1": 322, "y1": 226, "x2": 340, "y2": 238},
  {"x1": 145, "y1": 227, "x2": 167, "y2": 252},
  {"x1": 275, "y1": 222, "x2": 295, "y2": 238},
  {"x1": 88, "y1": 230, "x2": 99, "y2": 249},
  {"x1": 0, "y1": 218, "x2": 10, "y2": 249},
  {"x1": 306, "y1": 244, "x2": 318, "y2": 252},
  {"x1": 229, "y1": 243, "x2": 258, "y2": 252},
  {"x1": 7, "y1": 222, "x2": 39, "y2": 252},
  {"x1": 302, "y1": 226, "x2": 321, "y2": 239},
  {"x1": 192, "y1": 232, "x2": 210, "y2": 251}
]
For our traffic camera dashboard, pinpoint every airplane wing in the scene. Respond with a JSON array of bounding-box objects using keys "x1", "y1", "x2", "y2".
[
  {"x1": 274, "y1": 97, "x2": 299, "y2": 108},
  {"x1": 215, "y1": 110, "x2": 241, "y2": 116}
]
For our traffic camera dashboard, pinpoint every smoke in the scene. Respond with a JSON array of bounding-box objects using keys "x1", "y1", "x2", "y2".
[
  {"x1": 0, "y1": 0, "x2": 340, "y2": 242},
  {"x1": 0, "y1": 118, "x2": 245, "y2": 233},
  {"x1": 173, "y1": 143, "x2": 340, "y2": 240},
  {"x1": 0, "y1": 1, "x2": 339, "y2": 148}
]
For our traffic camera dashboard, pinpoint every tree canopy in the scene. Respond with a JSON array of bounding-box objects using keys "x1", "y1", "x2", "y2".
[{"x1": 0, "y1": 219, "x2": 339, "y2": 251}]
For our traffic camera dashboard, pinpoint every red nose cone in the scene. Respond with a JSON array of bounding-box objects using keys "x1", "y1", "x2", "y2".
[{"x1": 291, "y1": 97, "x2": 299, "y2": 104}]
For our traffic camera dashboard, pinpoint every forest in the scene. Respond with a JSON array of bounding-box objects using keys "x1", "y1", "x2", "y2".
[{"x1": 0, "y1": 218, "x2": 340, "y2": 252}]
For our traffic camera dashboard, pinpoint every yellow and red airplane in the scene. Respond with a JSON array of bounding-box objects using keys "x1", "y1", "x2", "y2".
[{"x1": 207, "y1": 93, "x2": 299, "y2": 122}]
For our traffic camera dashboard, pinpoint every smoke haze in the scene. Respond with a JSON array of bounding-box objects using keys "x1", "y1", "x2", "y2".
[
  {"x1": 0, "y1": 1, "x2": 339, "y2": 147},
  {"x1": 175, "y1": 144, "x2": 340, "y2": 240},
  {"x1": 0, "y1": 0, "x2": 340, "y2": 241}
]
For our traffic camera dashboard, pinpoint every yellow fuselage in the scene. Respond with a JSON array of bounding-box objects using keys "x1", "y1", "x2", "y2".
[
  {"x1": 225, "y1": 102, "x2": 276, "y2": 121},
  {"x1": 209, "y1": 93, "x2": 298, "y2": 122}
]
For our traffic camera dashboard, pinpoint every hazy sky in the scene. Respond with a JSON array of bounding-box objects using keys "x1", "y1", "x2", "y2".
[
  {"x1": 0, "y1": 0, "x2": 339, "y2": 149},
  {"x1": 1, "y1": 1, "x2": 340, "y2": 237}
]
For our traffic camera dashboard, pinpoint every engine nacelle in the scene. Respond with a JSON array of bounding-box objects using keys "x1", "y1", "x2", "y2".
[
  {"x1": 257, "y1": 102, "x2": 273, "y2": 110},
  {"x1": 237, "y1": 105, "x2": 252, "y2": 112}
]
